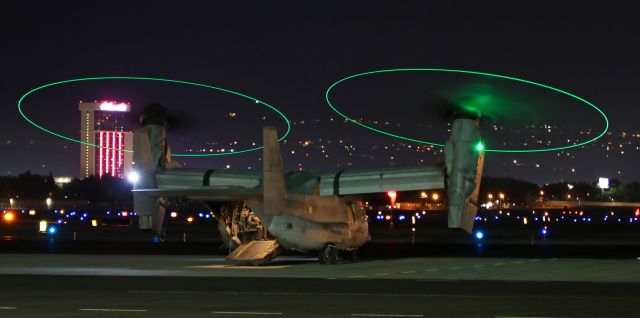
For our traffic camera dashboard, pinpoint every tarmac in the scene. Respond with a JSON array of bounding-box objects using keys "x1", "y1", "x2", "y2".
[{"x1": 1, "y1": 254, "x2": 640, "y2": 317}]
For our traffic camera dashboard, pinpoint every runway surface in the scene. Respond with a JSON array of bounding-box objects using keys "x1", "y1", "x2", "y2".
[{"x1": 1, "y1": 254, "x2": 640, "y2": 317}]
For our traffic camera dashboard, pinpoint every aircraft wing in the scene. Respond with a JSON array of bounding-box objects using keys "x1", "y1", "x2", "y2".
[
  {"x1": 132, "y1": 186, "x2": 261, "y2": 201},
  {"x1": 318, "y1": 165, "x2": 445, "y2": 196}
]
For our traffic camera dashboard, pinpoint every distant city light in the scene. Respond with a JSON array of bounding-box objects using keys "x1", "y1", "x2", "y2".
[{"x1": 598, "y1": 177, "x2": 610, "y2": 189}]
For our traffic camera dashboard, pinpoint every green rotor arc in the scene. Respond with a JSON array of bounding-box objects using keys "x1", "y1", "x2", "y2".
[
  {"x1": 18, "y1": 76, "x2": 291, "y2": 157},
  {"x1": 325, "y1": 68, "x2": 608, "y2": 153}
]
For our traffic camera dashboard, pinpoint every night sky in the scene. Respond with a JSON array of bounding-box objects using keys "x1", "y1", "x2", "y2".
[{"x1": 1, "y1": 1, "x2": 639, "y2": 184}]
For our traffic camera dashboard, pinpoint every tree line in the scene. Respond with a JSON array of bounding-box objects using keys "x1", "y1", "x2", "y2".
[{"x1": 0, "y1": 171, "x2": 132, "y2": 204}]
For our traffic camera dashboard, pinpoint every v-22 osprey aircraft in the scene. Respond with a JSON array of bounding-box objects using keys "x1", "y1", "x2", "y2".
[{"x1": 132, "y1": 105, "x2": 484, "y2": 264}]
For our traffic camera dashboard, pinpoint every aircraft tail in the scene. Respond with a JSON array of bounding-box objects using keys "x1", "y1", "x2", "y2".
[
  {"x1": 262, "y1": 126, "x2": 286, "y2": 215},
  {"x1": 132, "y1": 105, "x2": 170, "y2": 235}
]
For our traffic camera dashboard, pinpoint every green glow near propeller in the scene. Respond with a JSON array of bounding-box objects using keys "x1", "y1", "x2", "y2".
[{"x1": 325, "y1": 68, "x2": 609, "y2": 153}]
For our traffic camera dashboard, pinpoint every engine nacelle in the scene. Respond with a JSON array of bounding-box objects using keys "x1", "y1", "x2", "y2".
[{"x1": 445, "y1": 118, "x2": 484, "y2": 233}]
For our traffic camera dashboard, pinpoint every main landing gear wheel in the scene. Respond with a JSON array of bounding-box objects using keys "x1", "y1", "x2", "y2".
[{"x1": 319, "y1": 245, "x2": 341, "y2": 265}]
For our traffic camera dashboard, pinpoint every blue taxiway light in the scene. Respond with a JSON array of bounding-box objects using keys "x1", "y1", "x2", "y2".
[
  {"x1": 48, "y1": 226, "x2": 57, "y2": 234},
  {"x1": 475, "y1": 231, "x2": 484, "y2": 239}
]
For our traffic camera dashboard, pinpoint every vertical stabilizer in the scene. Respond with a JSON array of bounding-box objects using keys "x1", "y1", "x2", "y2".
[
  {"x1": 132, "y1": 107, "x2": 168, "y2": 234},
  {"x1": 262, "y1": 126, "x2": 286, "y2": 215}
]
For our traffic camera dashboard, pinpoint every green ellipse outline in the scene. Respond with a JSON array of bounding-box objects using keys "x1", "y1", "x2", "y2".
[
  {"x1": 18, "y1": 76, "x2": 291, "y2": 157},
  {"x1": 325, "y1": 68, "x2": 609, "y2": 153}
]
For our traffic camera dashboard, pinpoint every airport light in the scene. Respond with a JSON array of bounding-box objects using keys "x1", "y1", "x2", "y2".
[
  {"x1": 187, "y1": 216, "x2": 194, "y2": 223},
  {"x1": 127, "y1": 171, "x2": 140, "y2": 184},
  {"x1": 420, "y1": 191, "x2": 428, "y2": 199},
  {"x1": 487, "y1": 193, "x2": 493, "y2": 200},
  {"x1": 475, "y1": 231, "x2": 484, "y2": 240},
  {"x1": 9, "y1": 198, "x2": 14, "y2": 207},
  {"x1": 432, "y1": 193, "x2": 439, "y2": 201},
  {"x1": 387, "y1": 191, "x2": 397, "y2": 207},
  {"x1": 48, "y1": 226, "x2": 57, "y2": 234},
  {"x1": 498, "y1": 193, "x2": 505, "y2": 199},
  {"x1": 46, "y1": 197, "x2": 52, "y2": 208},
  {"x1": 91, "y1": 219, "x2": 98, "y2": 227},
  {"x1": 170, "y1": 212, "x2": 178, "y2": 218},
  {"x1": 39, "y1": 220, "x2": 47, "y2": 233},
  {"x1": 29, "y1": 210, "x2": 36, "y2": 216},
  {"x1": 3, "y1": 212, "x2": 15, "y2": 223}
]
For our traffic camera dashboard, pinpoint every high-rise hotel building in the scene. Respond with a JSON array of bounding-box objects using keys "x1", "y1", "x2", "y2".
[{"x1": 79, "y1": 101, "x2": 134, "y2": 179}]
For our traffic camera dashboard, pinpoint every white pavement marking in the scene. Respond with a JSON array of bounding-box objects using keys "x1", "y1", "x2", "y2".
[
  {"x1": 448, "y1": 267, "x2": 463, "y2": 270},
  {"x1": 473, "y1": 265, "x2": 485, "y2": 268},
  {"x1": 351, "y1": 314, "x2": 424, "y2": 317},
  {"x1": 376, "y1": 273, "x2": 389, "y2": 276},
  {"x1": 0, "y1": 307, "x2": 17, "y2": 310},
  {"x1": 424, "y1": 269, "x2": 438, "y2": 272},
  {"x1": 494, "y1": 263, "x2": 505, "y2": 266},
  {"x1": 401, "y1": 271, "x2": 416, "y2": 274},
  {"x1": 79, "y1": 308, "x2": 147, "y2": 312},
  {"x1": 348, "y1": 275, "x2": 367, "y2": 278},
  {"x1": 213, "y1": 311, "x2": 283, "y2": 315},
  {"x1": 512, "y1": 261, "x2": 524, "y2": 264}
]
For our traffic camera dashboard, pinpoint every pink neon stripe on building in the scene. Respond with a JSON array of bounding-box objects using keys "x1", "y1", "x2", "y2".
[
  {"x1": 118, "y1": 132, "x2": 123, "y2": 178},
  {"x1": 105, "y1": 132, "x2": 110, "y2": 177},
  {"x1": 111, "y1": 131, "x2": 116, "y2": 177},
  {"x1": 99, "y1": 131, "x2": 104, "y2": 178}
]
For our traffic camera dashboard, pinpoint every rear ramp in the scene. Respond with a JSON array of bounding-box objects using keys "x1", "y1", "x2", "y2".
[{"x1": 225, "y1": 240, "x2": 280, "y2": 265}]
